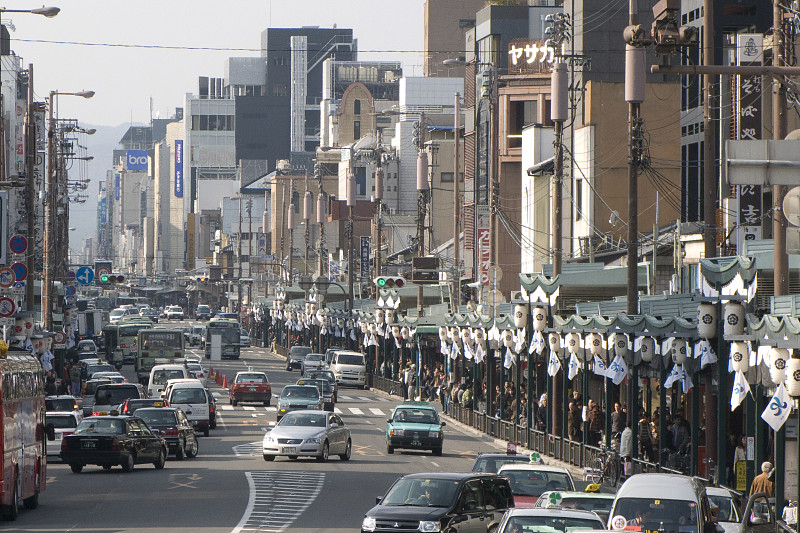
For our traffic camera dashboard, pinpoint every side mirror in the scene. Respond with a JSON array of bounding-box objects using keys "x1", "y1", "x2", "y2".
[
  {"x1": 330, "y1": 422, "x2": 338, "y2": 428},
  {"x1": 440, "y1": 421, "x2": 446, "y2": 427},
  {"x1": 45, "y1": 423, "x2": 56, "y2": 441},
  {"x1": 387, "y1": 419, "x2": 393, "y2": 424},
  {"x1": 376, "y1": 496, "x2": 383, "y2": 504}
]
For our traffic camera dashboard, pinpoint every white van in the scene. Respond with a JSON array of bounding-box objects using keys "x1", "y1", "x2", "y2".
[
  {"x1": 165, "y1": 380, "x2": 210, "y2": 436},
  {"x1": 330, "y1": 351, "x2": 367, "y2": 389},
  {"x1": 148, "y1": 363, "x2": 190, "y2": 398}
]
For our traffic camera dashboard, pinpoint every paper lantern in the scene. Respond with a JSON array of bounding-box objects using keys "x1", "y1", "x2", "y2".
[
  {"x1": 376, "y1": 309, "x2": 385, "y2": 324},
  {"x1": 448, "y1": 327, "x2": 458, "y2": 341},
  {"x1": 401, "y1": 327, "x2": 410, "y2": 340},
  {"x1": 770, "y1": 348, "x2": 789, "y2": 385},
  {"x1": 392, "y1": 326, "x2": 401, "y2": 339},
  {"x1": 730, "y1": 342, "x2": 749, "y2": 373},
  {"x1": 612, "y1": 333, "x2": 628, "y2": 357},
  {"x1": 514, "y1": 305, "x2": 529, "y2": 329},
  {"x1": 32, "y1": 338, "x2": 45, "y2": 354},
  {"x1": 310, "y1": 303, "x2": 318, "y2": 314},
  {"x1": 502, "y1": 330, "x2": 514, "y2": 348},
  {"x1": 548, "y1": 332, "x2": 561, "y2": 352},
  {"x1": 13, "y1": 318, "x2": 24, "y2": 338},
  {"x1": 697, "y1": 303, "x2": 717, "y2": 339},
  {"x1": 337, "y1": 318, "x2": 344, "y2": 328},
  {"x1": 474, "y1": 329, "x2": 486, "y2": 347},
  {"x1": 786, "y1": 358, "x2": 800, "y2": 397},
  {"x1": 640, "y1": 337, "x2": 655, "y2": 363},
  {"x1": 385, "y1": 309, "x2": 395, "y2": 324},
  {"x1": 438, "y1": 326, "x2": 448, "y2": 342},
  {"x1": 368, "y1": 323, "x2": 377, "y2": 335},
  {"x1": 587, "y1": 333, "x2": 604, "y2": 356},
  {"x1": 346, "y1": 319, "x2": 354, "y2": 329},
  {"x1": 671, "y1": 339, "x2": 688, "y2": 364},
  {"x1": 359, "y1": 321, "x2": 367, "y2": 334},
  {"x1": 566, "y1": 333, "x2": 581, "y2": 355},
  {"x1": 723, "y1": 302, "x2": 745, "y2": 337},
  {"x1": 460, "y1": 328, "x2": 472, "y2": 345},
  {"x1": 305, "y1": 303, "x2": 311, "y2": 315},
  {"x1": 532, "y1": 306, "x2": 547, "y2": 332}
]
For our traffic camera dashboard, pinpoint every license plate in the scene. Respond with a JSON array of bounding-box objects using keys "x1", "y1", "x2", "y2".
[
  {"x1": 411, "y1": 441, "x2": 422, "y2": 446},
  {"x1": 281, "y1": 447, "x2": 297, "y2": 454},
  {"x1": 82, "y1": 441, "x2": 96, "y2": 449},
  {"x1": 248, "y1": 387, "x2": 257, "y2": 391}
]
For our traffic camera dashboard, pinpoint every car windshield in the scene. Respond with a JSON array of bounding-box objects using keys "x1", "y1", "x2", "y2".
[
  {"x1": 305, "y1": 354, "x2": 323, "y2": 362},
  {"x1": 337, "y1": 353, "x2": 364, "y2": 365},
  {"x1": 152, "y1": 369, "x2": 186, "y2": 385},
  {"x1": 95, "y1": 386, "x2": 142, "y2": 405},
  {"x1": 278, "y1": 412, "x2": 327, "y2": 427},
  {"x1": 536, "y1": 494, "x2": 613, "y2": 514},
  {"x1": 47, "y1": 414, "x2": 78, "y2": 429},
  {"x1": 473, "y1": 455, "x2": 530, "y2": 473},
  {"x1": 290, "y1": 347, "x2": 311, "y2": 358},
  {"x1": 170, "y1": 388, "x2": 207, "y2": 404},
  {"x1": 124, "y1": 400, "x2": 165, "y2": 413},
  {"x1": 46, "y1": 398, "x2": 77, "y2": 411},
  {"x1": 503, "y1": 470, "x2": 573, "y2": 497},
  {"x1": 707, "y1": 494, "x2": 739, "y2": 523},
  {"x1": 88, "y1": 364, "x2": 113, "y2": 375},
  {"x1": 110, "y1": 310, "x2": 125, "y2": 318},
  {"x1": 393, "y1": 408, "x2": 439, "y2": 424},
  {"x1": 281, "y1": 387, "x2": 319, "y2": 399},
  {"x1": 74, "y1": 418, "x2": 126, "y2": 435},
  {"x1": 237, "y1": 373, "x2": 267, "y2": 383},
  {"x1": 613, "y1": 498, "x2": 700, "y2": 533},
  {"x1": 503, "y1": 516, "x2": 604, "y2": 533},
  {"x1": 78, "y1": 342, "x2": 96, "y2": 351},
  {"x1": 382, "y1": 478, "x2": 458, "y2": 507},
  {"x1": 187, "y1": 364, "x2": 203, "y2": 372},
  {"x1": 83, "y1": 380, "x2": 112, "y2": 396},
  {"x1": 136, "y1": 409, "x2": 177, "y2": 426}
]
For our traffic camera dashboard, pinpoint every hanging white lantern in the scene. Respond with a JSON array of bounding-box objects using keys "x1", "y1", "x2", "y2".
[
  {"x1": 272, "y1": 300, "x2": 277, "y2": 310},
  {"x1": 640, "y1": 336, "x2": 655, "y2": 362},
  {"x1": 502, "y1": 330, "x2": 514, "y2": 348},
  {"x1": 401, "y1": 326, "x2": 410, "y2": 340},
  {"x1": 32, "y1": 337, "x2": 44, "y2": 354},
  {"x1": 474, "y1": 329, "x2": 486, "y2": 348},
  {"x1": 44, "y1": 337, "x2": 53, "y2": 351},
  {"x1": 13, "y1": 318, "x2": 24, "y2": 338},
  {"x1": 460, "y1": 328, "x2": 472, "y2": 346},
  {"x1": 723, "y1": 302, "x2": 745, "y2": 337},
  {"x1": 787, "y1": 358, "x2": 800, "y2": 397},
  {"x1": 310, "y1": 303, "x2": 318, "y2": 314},
  {"x1": 438, "y1": 326, "x2": 448, "y2": 342},
  {"x1": 346, "y1": 319, "x2": 354, "y2": 329},
  {"x1": 587, "y1": 333, "x2": 604, "y2": 356},
  {"x1": 770, "y1": 348, "x2": 789, "y2": 385},
  {"x1": 697, "y1": 303, "x2": 717, "y2": 339},
  {"x1": 359, "y1": 322, "x2": 368, "y2": 334},
  {"x1": 514, "y1": 305, "x2": 529, "y2": 329},
  {"x1": 305, "y1": 302, "x2": 311, "y2": 315},
  {"x1": 548, "y1": 332, "x2": 561, "y2": 352},
  {"x1": 612, "y1": 333, "x2": 628, "y2": 357},
  {"x1": 730, "y1": 341, "x2": 749, "y2": 373},
  {"x1": 337, "y1": 318, "x2": 345, "y2": 328},
  {"x1": 385, "y1": 309, "x2": 395, "y2": 324},
  {"x1": 368, "y1": 323, "x2": 377, "y2": 335},
  {"x1": 392, "y1": 326, "x2": 401, "y2": 339},
  {"x1": 447, "y1": 327, "x2": 458, "y2": 341},
  {"x1": 376, "y1": 309, "x2": 386, "y2": 324},
  {"x1": 532, "y1": 306, "x2": 547, "y2": 332},
  {"x1": 566, "y1": 333, "x2": 581, "y2": 355},
  {"x1": 671, "y1": 339, "x2": 688, "y2": 364}
]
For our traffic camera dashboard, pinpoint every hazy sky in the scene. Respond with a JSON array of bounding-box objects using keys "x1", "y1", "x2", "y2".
[{"x1": 10, "y1": 0, "x2": 426, "y2": 127}]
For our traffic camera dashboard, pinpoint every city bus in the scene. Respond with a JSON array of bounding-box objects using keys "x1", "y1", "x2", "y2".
[
  {"x1": 135, "y1": 329, "x2": 185, "y2": 384},
  {"x1": 117, "y1": 318, "x2": 153, "y2": 366},
  {"x1": 0, "y1": 350, "x2": 48, "y2": 520},
  {"x1": 204, "y1": 318, "x2": 241, "y2": 360}
]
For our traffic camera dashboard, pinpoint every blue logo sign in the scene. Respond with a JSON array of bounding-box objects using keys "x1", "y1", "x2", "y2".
[
  {"x1": 115, "y1": 172, "x2": 120, "y2": 201},
  {"x1": 126, "y1": 150, "x2": 148, "y2": 171},
  {"x1": 769, "y1": 396, "x2": 788, "y2": 417},
  {"x1": 174, "y1": 140, "x2": 183, "y2": 198},
  {"x1": 75, "y1": 266, "x2": 94, "y2": 286}
]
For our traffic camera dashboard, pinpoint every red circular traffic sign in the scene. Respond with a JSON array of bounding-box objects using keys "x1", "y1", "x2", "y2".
[
  {"x1": 0, "y1": 268, "x2": 14, "y2": 288},
  {"x1": 10, "y1": 263, "x2": 27, "y2": 281},
  {"x1": 8, "y1": 235, "x2": 27, "y2": 255},
  {"x1": 0, "y1": 297, "x2": 15, "y2": 317},
  {"x1": 53, "y1": 331, "x2": 66, "y2": 344}
]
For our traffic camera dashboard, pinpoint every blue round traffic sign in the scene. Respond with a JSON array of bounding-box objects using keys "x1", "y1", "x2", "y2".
[
  {"x1": 65, "y1": 286, "x2": 76, "y2": 297},
  {"x1": 10, "y1": 263, "x2": 27, "y2": 281},
  {"x1": 75, "y1": 266, "x2": 94, "y2": 286},
  {"x1": 8, "y1": 235, "x2": 27, "y2": 255}
]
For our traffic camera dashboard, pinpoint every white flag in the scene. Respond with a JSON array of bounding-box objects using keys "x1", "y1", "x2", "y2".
[
  {"x1": 568, "y1": 352, "x2": 580, "y2": 381},
  {"x1": 664, "y1": 364, "x2": 681, "y2": 388},
  {"x1": 761, "y1": 383, "x2": 792, "y2": 431},
  {"x1": 350, "y1": 329, "x2": 357, "y2": 341},
  {"x1": 475, "y1": 344, "x2": 485, "y2": 364},
  {"x1": 515, "y1": 329, "x2": 526, "y2": 353},
  {"x1": 464, "y1": 343, "x2": 474, "y2": 360},
  {"x1": 531, "y1": 330, "x2": 545, "y2": 354},
  {"x1": 368, "y1": 334, "x2": 378, "y2": 347},
  {"x1": 547, "y1": 350, "x2": 561, "y2": 377},
  {"x1": 504, "y1": 347, "x2": 515, "y2": 369},
  {"x1": 606, "y1": 354, "x2": 628, "y2": 386},
  {"x1": 730, "y1": 370, "x2": 751, "y2": 411},
  {"x1": 593, "y1": 355, "x2": 607, "y2": 376},
  {"x1": 680, "y1": 364, "x2": 693, "y2": 394},
  {"x1": 441, "y1": 341, "x2": 450, "y2": 357}
]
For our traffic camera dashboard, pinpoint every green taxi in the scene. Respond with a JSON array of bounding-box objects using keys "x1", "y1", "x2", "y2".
[
  {"x1": 276, "y1": 385, "x2": 323, "y2": 421},
  {"x1": 386, "y1": 401, "x2": 446, "y2": 456}
]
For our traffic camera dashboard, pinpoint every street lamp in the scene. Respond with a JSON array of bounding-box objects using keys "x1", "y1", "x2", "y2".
[{"x1": 43, "y1": 89, "x2": 95, "y2": 331}]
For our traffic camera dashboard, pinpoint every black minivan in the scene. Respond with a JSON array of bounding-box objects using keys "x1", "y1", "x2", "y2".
[{"x1": 361, "y1": 472, "x2": 513, "y2": 533}]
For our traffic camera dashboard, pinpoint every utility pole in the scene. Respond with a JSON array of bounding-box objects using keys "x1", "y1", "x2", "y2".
[
  {"x1": 287, "y1": 176, "x2": 295, "y2": 285},
  {"x1": 247, "y1": 198, "x2": 253, "y2": 308},
  {"x1": 452, "y1": 92, "x2": 460, "y2": 309},
  {"x1": 703, "y1": 0, "x2": 716, "y2": 259},
  {"x1": 416, "y1": 112, "x2": 428, "y2": 316},
  {"x1": 24, "y1": 64, "x2": 35, "y2": 310},
  {"x1": 315, "y1": 163, "x2": 326, "y2": 277},
  {"x1": 303, "y1": 170, "x2": 311, "y2": 276},
  {"x1": 551, "y1": 63, "x2": 568, "y2": 276},
  {"x1": 237, "y1": 194, "x2": 243, "y2": 315},
  {"x1": 773, "y1": 0, "x2": 788, "y2": 296},
  {"x1": 347, "y1": 150, "x2": 355, "y2": 311},
  {"x1": 42, "y1": 91, "x2": 55, "y2": 330},
  {"x1": 374, "y1": 155, "x2": 383, "y2": 285},
  {"x1": 488, "y1": 70, "x2": 499, "y2": 303}
]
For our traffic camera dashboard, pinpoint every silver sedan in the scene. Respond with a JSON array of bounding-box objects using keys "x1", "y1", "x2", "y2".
[{"x1": 262, "y1": 410, "x2": 352, "y2": 462}]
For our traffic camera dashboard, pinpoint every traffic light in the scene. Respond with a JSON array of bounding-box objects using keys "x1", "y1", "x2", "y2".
[
  {"x1": 100, "y1": 274, "x2": 125, "y2": 284},
  {"x1": 374, "y1": 276, "x2": 405, "y2": 289},
  {"x1": 196, "y1": 276, "x2": 208, "y2": 285}
]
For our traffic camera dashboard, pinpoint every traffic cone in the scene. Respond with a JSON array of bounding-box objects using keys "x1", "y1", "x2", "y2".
[
  {"x1": 222, "y1": 374, "x2": 227, "y2": 389},
  {"x1": 216, "y1": 372, "x2": 222, "y2": 385},
  {"x1": 209, "y1": 367, "x2": 214, "y2": 378}
]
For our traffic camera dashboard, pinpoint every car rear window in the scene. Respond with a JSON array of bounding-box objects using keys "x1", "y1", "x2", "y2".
[
  {"x1": 237, "y1": 373, "x2": 268, "y2": 383},
  {"x1": 152, "y1": 369, "x2": 186, "y2": 385},
  {"x1": 75, "y1": 418, "x2": 126, "y2": 435},
  {"x1": 136, "y1": 409, "x2": 178, "y2": 426},
  {"x1": 95, "y1": 386, "x2": 142, "y2": 405},
  {"x1": 46, "y1": 398, "x2": 77, "y2": 411},
  {"x1": 337, "y1": 353, "x2": 364, "y2": 365},
  {"x1": 170, "y1": 387, "x2": 207, "y2": 404},
  {"x1": 472, "y1": 455, "x2": 531, "y2": 473},
  {"x1": 47, "y1": 414, "x2": 78, "y2": 429}
]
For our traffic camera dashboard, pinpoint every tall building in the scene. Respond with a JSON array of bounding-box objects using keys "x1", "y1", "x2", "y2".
[{"x1": 423, "y1": 0, "x2": 484, "y2": 77}]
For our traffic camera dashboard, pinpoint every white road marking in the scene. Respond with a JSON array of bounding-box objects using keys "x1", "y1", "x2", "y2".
[
  {"x1": 334, "y1": 407, "x2": 343, "y2": 414},
  {"x1": 369, "y1": 408, "x2": 384, "y2": 416},
  {"x1": 232, "y1": 442, "x2": 262, "y2": 457},
  {"x1": 251, "y1": 414, "x2": 258, "y2": 418},
  {"x1": 243, "y1": 406, "x2": 256, "y2": 411},
  {"x1": 338, "y1": 395, "x2": 354, "y2": 400},
  {"x1": 221, "y1": 405, "x2": 234, "y2": 411},
  {"x1": 232, "y1": 471, "x2": 325, "y2": 533},
  {"x1": 431, "y1": 461, "x2": 440, "y2": 467},
  {"x1": 348, "y1": 407, "x2": 364, "y2": 415}
]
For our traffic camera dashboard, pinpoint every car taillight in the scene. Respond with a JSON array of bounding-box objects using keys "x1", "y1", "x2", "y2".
[
  {"x1": 165, "y1": 427, "x2": 179, "y2": 436},
  {"x1": 92, "y1": 412, "x2": 100, "y2": 416},
  {"x1": 110, "y1": 438, "x2": 119, "y2": 451},
  {"x1": 63, "y1": 431, "x2": 73, "y2": 437},
  {"x1": 72, "y1": 403, "x2": 79, "y2": 410},
  {"x1": 209, "y1": 405, "x2": 215, "y2": 413},
  {"x1": 120, "y1": 344, "x2": 126, "y2": 348},
  {"x1": 61, "y1": 440, "x2": 69, "y2": 451}
]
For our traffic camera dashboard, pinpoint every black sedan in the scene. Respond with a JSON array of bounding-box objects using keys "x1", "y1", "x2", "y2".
[
  {"x1": 134, "y1": 407, "x2": 198, "y2": 460},
  {"x1": 60, "y1": 415, "x2": 168, "y2": 473}
]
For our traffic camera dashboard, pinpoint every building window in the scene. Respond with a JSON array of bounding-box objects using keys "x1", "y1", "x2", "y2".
[
  {"x1": 354, "y1": 120, "x2": 361, "y2": 140},
  {"x1": 575, "y1": 179, "x2": 583, "y2": 221},
  {"x1": 271, "y1": 84, "x2": 288, "y2": 97},
  {"x1": 353, "y1": 99, "x2": 361, "y2": 115},
  {"x1": 441, "y1": 172, "x2": 454, "y2": 183}
]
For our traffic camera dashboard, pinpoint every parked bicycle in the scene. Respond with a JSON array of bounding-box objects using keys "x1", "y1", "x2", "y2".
[{"x1": 593, "y1": 443, "x2": 622, "y2": 488}]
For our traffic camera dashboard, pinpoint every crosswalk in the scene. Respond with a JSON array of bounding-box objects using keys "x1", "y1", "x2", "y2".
[
  {"x1": 232, "y1": 471, "x2": 325, "y2": 533},
  {"x1": 218, "y1": 404, "x2": 395, "y2": 417}
]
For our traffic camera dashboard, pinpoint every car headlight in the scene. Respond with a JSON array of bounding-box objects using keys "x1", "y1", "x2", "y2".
[
  {"x1": 428, "y1": 431, "x2": 442, "y2": 439},
  {"x1": 361, "y1": 517, "x2": 376, "y2": 532},
  {"x1": 306, "y1": 437, "x2": 322, "y2": 444},
  {"x1": 264, "y1": 436, "x2": 274, "y2": 444},
  {"x1": 419, "y1": 521, "x2": 441, "y2": 532}
]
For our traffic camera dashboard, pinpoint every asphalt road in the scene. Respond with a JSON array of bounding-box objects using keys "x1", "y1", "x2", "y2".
[{"x1": 15, "y1": 319, "x2": 511, "y2": 533}]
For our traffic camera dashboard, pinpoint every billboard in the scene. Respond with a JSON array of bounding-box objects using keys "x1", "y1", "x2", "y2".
[
  {"x1": 125, "y1": 150, "x2": 148, "y2": 171},
  {"x1": 736, "y1": 34, "x2": 763, "y2": 250},
  {"x1": 174, "y1": 140, "x2": 183, "y2": 198}
]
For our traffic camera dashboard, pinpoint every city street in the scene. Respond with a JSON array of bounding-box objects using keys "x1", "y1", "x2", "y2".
[{"x1": 24, "y1": 325, "x2": 508, "y2": 533}]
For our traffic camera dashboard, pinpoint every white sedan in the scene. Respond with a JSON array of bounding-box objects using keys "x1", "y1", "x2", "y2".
[
  {"x1": 45, "y1": 411, "x2": 83, "y2": 458},
  {"x1": 262, "y1": 410, "x2": 351, "y2": 462}
]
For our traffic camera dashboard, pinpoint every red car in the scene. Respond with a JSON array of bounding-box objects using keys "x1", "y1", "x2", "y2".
[{"x1": 230, "y1": 372, "x2": 272, "y2": 407}]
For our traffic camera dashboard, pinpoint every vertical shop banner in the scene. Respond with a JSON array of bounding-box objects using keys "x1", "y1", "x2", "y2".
[
  {"x1": 360, "y1": 236, "x2": 370, "y2": 281},
  {"x1": 477, "y1": 205, "x2": 491, "y2": 286},
  {"x1": 736, "y1": 34, "x2": 763, "y2": 250},
  {"x1": 174, "y1": 140, "x2": 184, "y2": 198},
  {"x1": 114, "y1": 172, "x2": 120, "y2": 201}
]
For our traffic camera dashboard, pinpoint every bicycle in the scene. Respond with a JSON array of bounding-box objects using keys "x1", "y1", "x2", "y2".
[{"x1": 593, "y1": 444, "x2": 622, "y2": 488}]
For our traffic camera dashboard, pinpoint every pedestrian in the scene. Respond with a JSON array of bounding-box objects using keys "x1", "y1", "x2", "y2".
[
  {"x1": 638, "y1": 411, "x2": 654, "y2": 461},
  {"x1": 44, "y1": 376, "x2": 56, "y2": 396},
  {"x1": 568, "y1": 401, "x2": 582, "y2": 441},
  {"x1": 69, "y1": 362, "x2": 81, "y2": 396},
  {"x1": 749, "y1": 461, "x2": 774, "y2": 497},
  {"x1": 536, "y1": 394, "x2": 547, "y2": 431},
  {"x1": 407, "y1": 364, "x2": 417, "y2": 400},
  {"x1": 620, "y1": 420, "x2": 633, "y2": 461},
  {"x1": 611, "y1": 402, "x2": 624, "y2": 437},
  {"x1": 588, "y1": 401, "x2": 603, "y2": 446}
]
